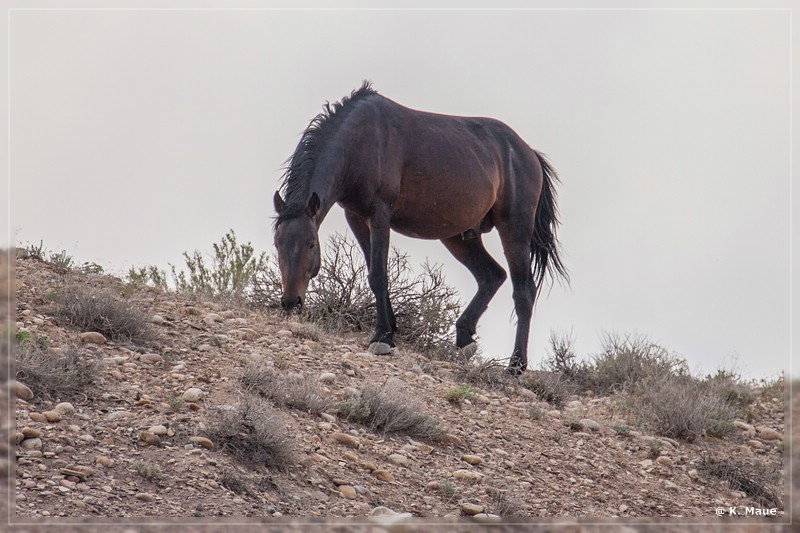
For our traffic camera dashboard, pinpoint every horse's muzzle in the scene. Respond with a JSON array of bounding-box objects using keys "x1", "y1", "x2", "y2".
[{"x1": 281, "y1": 296, "x2": 302, "y2": 313}]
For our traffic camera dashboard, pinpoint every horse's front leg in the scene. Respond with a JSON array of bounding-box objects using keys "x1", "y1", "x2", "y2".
[{"x1": 366, "y1": 206, "x2": 395, "y2": 355}]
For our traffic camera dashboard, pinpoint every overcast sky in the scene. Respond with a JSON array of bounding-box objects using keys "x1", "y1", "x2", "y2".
[{"x1": 3, "y1": 1, "x2": 795, "y2": 380}]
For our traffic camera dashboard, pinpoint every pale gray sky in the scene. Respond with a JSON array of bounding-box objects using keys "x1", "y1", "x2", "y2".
[{"x1": 3, "y1": 1, "x2": 795, "y2": 379}]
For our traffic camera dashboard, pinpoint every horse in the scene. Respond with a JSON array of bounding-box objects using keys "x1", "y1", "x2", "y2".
[{"x1": 272, "y1": 82, "x2": 568, "y2": 373}]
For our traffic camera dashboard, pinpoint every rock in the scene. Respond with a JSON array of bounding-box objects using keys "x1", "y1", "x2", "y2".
[
  {"x1": 331, "y1": 432, "x2": 360, "y2": 449},
  {"x1": 189, "y1": 436, "x2": 214, "y2": 449},
  {"x1": 204, "y1": 313, "x2": 223, "y2": 324},
  {"x1": 20, "y1": 438, "x2": 42, "y2": 451},
  {"x1": 441, "y1": 434, "x2": 464, "y2": 446},
  {"x1": 135, "y1": 492, "x2": 155, "y2": 502},
  {"x1": 54, "y1": 402, "x2": 75, "y2": 416},
  {"x1": 341, "y1": 451, "x2": 358, "y2": 463},
  {"x1": 42, "y1": 411, "x2": 62, "y2": 423},
  {"x1": 372, "y1": 470, "x2": 395, "y2": 483},
  {"x1": 338, "y1": 485, "x2": 358, "y2": 499},
  {"x1": 579, "y1": 419, "x2": 601, "y2": 432},
  {"x1": 28, "y1": 413, "x2": 47, "y2": 423},
  {"x1": 152, "y1": 315, "x2": 166, "y2": 325},
  {"x1": 319, "y1": 372, "x2": 336, "y2": 384},
  {"x1": 639, "y1": 459, "x2": 653, "y2": 469},
  {"x1": 21, "y1": 427, "x2": 42, "y2": 439},
  {"x1": 748, "y1": 440, "x2": 765, "y2": 449},
  {"x1": 370, "y1": 506, "x2": 412, "y2": 519},
  {"x1": 453, "y1": 469, "x2": 483, "y2": 482},
  {"x1": 276, "y1": 329, "x2": 293, "y2": 338},
  {"x1": 461, "y1": 502, "x2": 485, "y2": 515},
  {"x1": 388, "y1": 454, "x2": 410, "y2": 467},
  {"x1": 107, "y1": 411, "x2": 133, "y2": 422},
  {"x1": 566, "y1": 400, "x2": 582, "y2": 409},
  {"x1": 13, "y1": 431, "x2": 24, "y2": 445},
  {"x1": 734, "y1": 421, "x2": 755, "y2": 432},
  {"x1": 197, "y1": 344, "x2": 212, "y2": 352},
  {"x1": 183, "y1": 388, "x2": 204, "y2": 402},
  {"x1": 757, "y1": 427, "x2": 782, "y2": 441},
  {"x1": 656, "y1": 456, "x2": 673, "y2": 468},
  {"x1": 80, "y1": 332, "x2": 107, "y2": 345},
  {"x1": 95, "y1": 456, "x2": 115, "y2": 468},
  {"x1": 461, "y1": 454, "x2": 483, "y2": 466},
  {"x1": 139, "y1": 432, "x2": 161, "y2": 446},
  {"x1": 149, "y1": 425, "x2": 168, "y2": 436},
  {"x1": 139, "y1": 353, "x2": 163, "y2": 364},
  {"x1": 687, "y1": 469, "x2": 699, "y2": 480},
  {"x1": 664, "y1": 480, "x2": 679, "y2": 491},
  {"x1": 13, "y1": 380, "x2": 34, "y2": 400}
]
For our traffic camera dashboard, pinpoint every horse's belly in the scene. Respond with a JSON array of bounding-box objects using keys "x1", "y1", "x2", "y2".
[{"x1": 390, "y1": 178, "x2": 496, "y2": 239}]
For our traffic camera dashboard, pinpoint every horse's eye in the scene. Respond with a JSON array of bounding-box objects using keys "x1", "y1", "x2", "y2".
[{"x1": 308, "y1": 242, "x2": 315, "y2": 250}]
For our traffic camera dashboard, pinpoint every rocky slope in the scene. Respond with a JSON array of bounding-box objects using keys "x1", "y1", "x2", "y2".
[{"x1": 5, "y1": 253, "x2": 793, "y2": 527}]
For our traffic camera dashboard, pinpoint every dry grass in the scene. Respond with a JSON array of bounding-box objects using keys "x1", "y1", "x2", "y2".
[
  {"x1": 455, "y1": 357, "x2": 513, "y2": 391},
  {"x1": 699, "y1": 455, "x2": 782, "y2": 508},
  {"x1": 16, "y1": 341, "x2": 101, "y2": 397},
  {"x1": 51, "y1": 284, "x2": 154, "y2": 345},
  {"x1": 626, "y1": 373, "x2": 740, "y2": 443},
  {"x1": 239, "y1": 363, "x2": 333, "y2": 415},
  {"x1": 519, "y1": 370, "x2": 579, "y2": 408},
  {"x1": 338, "y1": 380, "x2": 445, "y2": 441},
  {"x1": 205, "y1": 397, "x2": 294, "y2": 469}
]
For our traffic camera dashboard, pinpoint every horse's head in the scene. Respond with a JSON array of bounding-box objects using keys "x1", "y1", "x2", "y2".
[{"x1": 273, "y1": 191, "x2": 321, "y2": 313}]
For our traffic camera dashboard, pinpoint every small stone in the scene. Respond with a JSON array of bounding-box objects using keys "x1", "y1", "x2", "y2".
[
  {"x1": 149, "y1": 425, "x2": 168, "y2": 436},
  {"x1": 13, "y1": 380, "x2": 34, "y2": 400},
  {"x1": 565, "y1": 400, "x2": 582, "y2": 409},
  {"x1": 28, "y1": 412, "x2": 47, "y2": 423},
  {"x1": 338, "y1": 485, "x2": 358, "y2": 499},
  {"x1": 197, "y1": 344, "x2": 212, "y2": 352},
  {"x1": 734, "y1": 421, "x2": 755, "y2": 432},
  {"x1": 20, "y1": 438, "x2": 43, "y2": 450},
  {"x1": 42, "y1": 411, "x2": 62, "y2": 423},
  {"x1": 183, "y1": 388, "x2": 204, "y2": 402},
  {"x1": 276, "y1": 329, "x2": 293, "y2": 338},
  {"x1": 135, "y1": 492, "x2": 155, "y2": 502},
  {"x1": 372, "y1": 470, "x2": 395, "y2": 483},
  {"x1": 579, "y1": 419, "x2": 601, "y2": 432},
  {"x1": 388, "y1": 454, "x2": 410, "y2": 467},
  {"x1": 461, "y1": 502, "x2": 485, "y2": 515},
  {"x1": 21, "y1": 427, "x2": 42, "y2": 439},
  {"x1": 664, "y1": 480, "x2": 679, "y2": 491},
  {"x1": 757, "y1": 427, "x2": 782, "y2": 441},
  {"x1": 95, "y1": 456, "x2": 115, "y2": 468},
  {"x1": 748, "y1": 440, "x2": 765, "y2": 449},
  {"x1": 80, "y1": 332, "x2": 107, "y2": 345},
  {"x1": 13, "y1": 431, "x2": 24, "y2": 445},
  {"x1": 461, "y1": 454, "x2": 483, "y2": 466},
  {"x1": 319, "y1": 372, "x2": 336, "y2": 384},
  {"x1": 107, "y1": 411, "x2": 133, "y2": 422},
  {"x1": 54, "y1": 403, "x2": 75, "y2": 416},
  {"x1": 139, "y1": 432, "x2": 161, "y2": 446},
  {"x1": 639, "y1": 459, "x2": 653, "y2": 468},
  {"x1": 656, "y1": 456, "x2": 673, "y2": 468},
  {"x1": 331, "y1": 432, "x2": 360, "y2": 449},
  {"x1": 687, "y1": 469, "x2": 699, "y2": 480},
  {"x1": 204, "y1": 313, "x2": 223, "y2": 324},
  {"x1": 189, "y1": 436, "x2": 214, "y2": 449},
  {"x1": 441, "y1": 434, "x2": 464, "y2": 446},
  {"x1": 619, "y1": 504, "x2": 628, "y2": 513},
  {"x1": 453, "y1": 469, "x2": 483, "y2": 482},
  {"x1": 139, "y1": 353, "x2": 163, "y2": 364}
]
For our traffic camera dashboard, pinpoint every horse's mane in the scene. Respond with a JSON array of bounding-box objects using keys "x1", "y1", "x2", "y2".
[{"x1": 274, "y1": 81, "x2": 378, "y2": 228}]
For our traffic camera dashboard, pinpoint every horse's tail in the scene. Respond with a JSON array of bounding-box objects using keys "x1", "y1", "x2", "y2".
[{"x1": 532, "y1": 151, "x2": 569, "y2": 289}]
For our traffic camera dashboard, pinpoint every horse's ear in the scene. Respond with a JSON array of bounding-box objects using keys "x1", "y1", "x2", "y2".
[
  {"x1": 273, "y1": 191, "x2": 286, "y2": 214},
  {"x1": 307, "y1": 192, "x2": 320, "y2": 218}
]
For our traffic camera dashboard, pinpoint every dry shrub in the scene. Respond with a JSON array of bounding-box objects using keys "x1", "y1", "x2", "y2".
[
  {"x1": 627, "y1": 373, "x2": 739, "y2": 442},
  {"x1": 338, "y1": 380, "x2": 445, "y2": 440},
  {"x1": 250, "y1": 232, "x2": 461, "y2": 358},
  {"x1": 455, "y1": 357, "x2": 513, "y2": 391},
  {"x1": 519, "y1": 370, "x2": 579, "y2": 408},
  {"x1": 51, "y1": 284, "x2": 154, "y2": 345},
  {"x1": 700, "y1": 455, "x2": 782, "y2": 508},
  {"x1": 487, "y1": 487, "x2": 523, "y2": 517},
  {"x1": 206, "y1": 398, "x2": 293, "y2": 469},
  {"x1": 16, "y1": 341, "x2": 100, "y2": 397},
  {"x1": 239, "y1": 363, "x2": 332, "y2": 415},
  {"x1": 590, "y1": 333, "x2": 688, "y2": 394}
]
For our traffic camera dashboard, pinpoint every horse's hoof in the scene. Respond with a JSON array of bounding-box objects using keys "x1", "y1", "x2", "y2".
[
  {"x1": 460, "y1": 342, "x2": 478, "y2": 359},
  {"x1": 368, "y1": 342, "x2": 393, "y2": 355}
]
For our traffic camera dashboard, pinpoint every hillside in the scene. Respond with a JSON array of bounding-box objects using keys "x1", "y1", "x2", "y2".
[{"x1": 6, "y1": 252, "x2": 794, "y2": 528}]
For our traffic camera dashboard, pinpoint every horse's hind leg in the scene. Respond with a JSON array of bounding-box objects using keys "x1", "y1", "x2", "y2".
[
  {"x1": 495, "y1": 226, "x2": 537, "y2": 374},
  {"x1": 441, "y1": 235, "x2": 507, "y2": 358}
]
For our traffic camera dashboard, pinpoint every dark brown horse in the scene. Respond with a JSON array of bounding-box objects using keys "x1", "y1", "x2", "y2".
[{"x1": 273, "y1": 82, "x2": 568, "y2": 373}]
